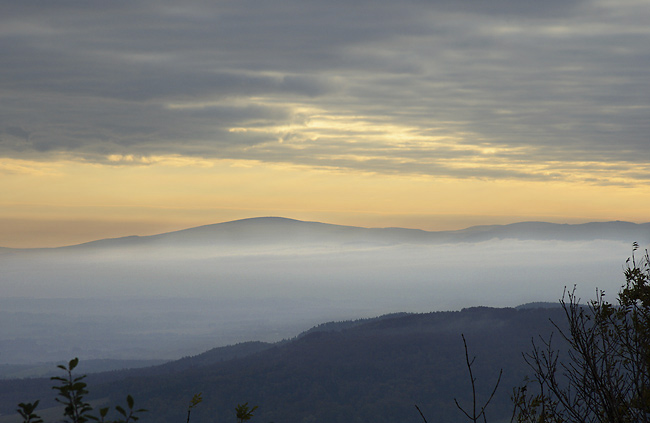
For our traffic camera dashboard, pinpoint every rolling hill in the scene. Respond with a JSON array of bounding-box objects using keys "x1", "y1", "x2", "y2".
[{"x1": 2, "y1": 217, "x2": 649, "y2": 253}]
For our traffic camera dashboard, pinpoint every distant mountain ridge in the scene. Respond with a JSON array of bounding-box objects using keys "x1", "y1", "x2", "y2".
[{"x1": 3, "y1": 217, "x2": 649, "y2": 252}]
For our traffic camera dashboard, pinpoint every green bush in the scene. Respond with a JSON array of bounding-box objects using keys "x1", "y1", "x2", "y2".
[{"x1": 17, "y1": 358, "x2": 146, "y2": 423}]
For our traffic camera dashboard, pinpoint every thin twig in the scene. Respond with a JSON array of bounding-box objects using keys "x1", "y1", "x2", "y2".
[{"x1": 415, "y1": 404, "x2": 430, "y2": 423}]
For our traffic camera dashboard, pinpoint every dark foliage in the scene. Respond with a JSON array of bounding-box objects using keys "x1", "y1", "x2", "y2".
[
  {"x1": 514, "y1": 246, "x2": 650, "y2": 423},
  {"x1": 10, "y1": 358, "x2": 146, "y2": 423},
  {"x1": 51, "y1": 358, "x2": 93, "y2": 423}
]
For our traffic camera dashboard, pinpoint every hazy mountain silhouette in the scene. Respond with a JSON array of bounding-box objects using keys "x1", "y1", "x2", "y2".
[{"x1": 3, "y1": 217, "x2": 649, "y2": 253}]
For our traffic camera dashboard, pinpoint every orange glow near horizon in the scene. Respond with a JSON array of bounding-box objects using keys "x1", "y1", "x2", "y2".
[{"x1": 2, "y1": 156, "x2": 650, "y2": 248}]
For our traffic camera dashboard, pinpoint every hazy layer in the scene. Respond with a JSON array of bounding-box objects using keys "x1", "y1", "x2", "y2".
[{"x1": 0, "y1": 218, "x2": 644, "y2": 364}]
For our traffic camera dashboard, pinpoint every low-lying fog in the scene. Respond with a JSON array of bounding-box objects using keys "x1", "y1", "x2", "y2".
[{"x1": 0, "y1": 218, "x2": 645, "y2": 366}]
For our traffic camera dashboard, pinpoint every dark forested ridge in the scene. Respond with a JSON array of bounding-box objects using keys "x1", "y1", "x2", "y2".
[{"x1": 0, "y1": 305, "x2": 568, "y2": 423}]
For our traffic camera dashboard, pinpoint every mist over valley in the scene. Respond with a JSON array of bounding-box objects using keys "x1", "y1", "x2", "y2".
[{"x1": 1, "y1": 217, "x2": 647, "y2": 366}]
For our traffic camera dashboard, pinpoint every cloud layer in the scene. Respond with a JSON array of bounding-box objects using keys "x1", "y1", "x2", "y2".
[{"x1": 1, "y1": 0, "x2": 649, "y2": 184}]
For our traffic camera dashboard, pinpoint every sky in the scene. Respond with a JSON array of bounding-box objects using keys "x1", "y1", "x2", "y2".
[{"x1": 1, "y1": 0, "x2": 650, "y2": 248}]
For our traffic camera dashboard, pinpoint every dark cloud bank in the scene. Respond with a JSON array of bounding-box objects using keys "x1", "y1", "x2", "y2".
[{"x1": 1, "y1": 0, "x2": 648, "y2": 182}]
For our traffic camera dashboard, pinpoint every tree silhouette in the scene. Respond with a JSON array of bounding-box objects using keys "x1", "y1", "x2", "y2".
[
  {"x1": 514, "y1": 245, "x2": 650, "y2": 423},
  {"x1": 235, "y1": 402, "x2": 259, "y2": 423}
]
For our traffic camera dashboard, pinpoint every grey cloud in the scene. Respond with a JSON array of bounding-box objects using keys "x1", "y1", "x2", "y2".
[
  {"x1": 413, "y1": 0, "x2": 586, "y2": 18},
  {"x1": 4, "y1": 126, "x2": 30, "y2": 140},
  {"x1": 0, "y1": 0, "x2": 648, "y2": 183},
  {"x1": 1, "y1": 103, "x2": 288, "y2": 159},
  {"x1": 0, "y1": 38, "x2": 333, "y2": 102}
]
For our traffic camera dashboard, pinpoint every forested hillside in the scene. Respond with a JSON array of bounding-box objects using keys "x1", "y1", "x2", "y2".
[{"x1": 0, "y1": 305, "x2": 567, "y2": 423}]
